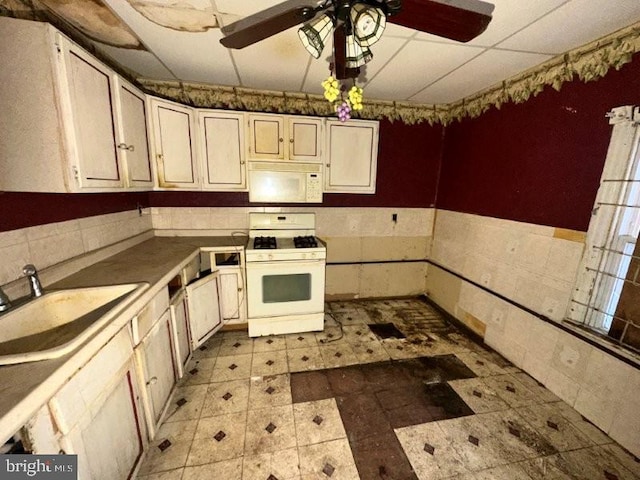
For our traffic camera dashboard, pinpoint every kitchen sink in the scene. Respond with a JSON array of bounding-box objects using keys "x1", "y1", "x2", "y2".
[{"x1": 0, "y1": 283, "x2": 147, "y2": 365}]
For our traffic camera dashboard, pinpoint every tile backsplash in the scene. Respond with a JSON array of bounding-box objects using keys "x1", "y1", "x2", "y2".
[
  {"x1": 0, "y1": 209, "x2": 152, "y2": 295},
  {"x1": 152, "y1": 207, "x2": 435, "y2": 299}
]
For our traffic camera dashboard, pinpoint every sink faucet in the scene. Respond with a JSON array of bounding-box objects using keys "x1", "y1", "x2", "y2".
[
  {"x1": 0, "y1": 286, "x2": 10, "y2": 312},
  {"x1": 23, "y1": 264, "x2": 44, "y2": 298}
]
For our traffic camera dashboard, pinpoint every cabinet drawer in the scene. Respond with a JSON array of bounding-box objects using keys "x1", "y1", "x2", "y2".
[
  {"x1": 49, "y1": 327, "x2": 133, "y2": 434},
  {"x1": 132, "y1": 287, "x2": 170, "y2": 345}
]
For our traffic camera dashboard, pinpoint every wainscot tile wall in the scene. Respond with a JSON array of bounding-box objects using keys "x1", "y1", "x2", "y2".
[
  {"x1": 425, "y1": 209, "x2": 640, "y2": 457},
  {"x1": 151, "y1": 207, "x2": 434, "y2": 300},
  {"x1": 0, "y1": 209, "x2": 153, "y2": 299}
]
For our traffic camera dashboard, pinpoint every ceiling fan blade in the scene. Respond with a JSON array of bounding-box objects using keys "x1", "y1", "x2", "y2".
[
  {"x1": 388, "y1": 0, "x2": 494, "y2": 42},
  {"x1": 220, "y1": 3, "x2": 321, "y2": 49}
]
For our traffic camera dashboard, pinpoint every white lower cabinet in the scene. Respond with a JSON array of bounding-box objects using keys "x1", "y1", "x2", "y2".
[
  {"x1": 206, "y1": 249, "x2": 246, "y2": 326},
  {"x1": 219, "y1": 269, "x2": 245, "y2": 324},
  {"x1": 186, "y1": 271, "x2": 223, "y2": 349},
  {"x1": 49, "y1": 327, "x2": 145, "y2": 480},
  {"x1": 134, "y1": 310, "x2": 177, "y2": 438},
  {"x1": 170, "y1": 290, "x2": 191, "y2": 378}
]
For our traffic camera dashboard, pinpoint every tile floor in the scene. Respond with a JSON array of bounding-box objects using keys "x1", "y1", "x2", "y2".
[{"x1": 136, "y1": 298, "x2": 640, "y2": 480}]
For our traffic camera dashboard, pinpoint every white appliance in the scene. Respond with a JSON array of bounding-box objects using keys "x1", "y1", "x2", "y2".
[
  {"x1": 246, "y1": 212, "x2": 326, "y2": 336},
  {"x1": 248, "y1": 161, "x2": 323, "y2": 203}
]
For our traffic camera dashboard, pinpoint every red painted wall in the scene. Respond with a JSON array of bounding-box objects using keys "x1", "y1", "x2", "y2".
[
  {"x1": 437, "y1": 54, "x2": 640, "y2": 232},
  {"x1": 0, "y1": 192, "x2": 148, "y2": 232}
]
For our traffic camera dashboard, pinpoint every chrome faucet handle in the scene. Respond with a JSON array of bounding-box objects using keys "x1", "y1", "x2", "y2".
[
  {"x1": 0, "y1": 286, "x2": 11, "y2": 312},
  {"x1": 23, "y1": 264, "x2": 44, "y2": 298}
]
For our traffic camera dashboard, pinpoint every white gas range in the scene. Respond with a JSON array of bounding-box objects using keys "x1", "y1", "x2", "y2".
[{"x1": 245, "y1": 212, "x2": 326, "y2": 337}]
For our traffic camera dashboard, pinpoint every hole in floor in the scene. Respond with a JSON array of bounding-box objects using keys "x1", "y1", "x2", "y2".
[{"x1": 368, "y1": 322, "x2": 406, "y2": 339}]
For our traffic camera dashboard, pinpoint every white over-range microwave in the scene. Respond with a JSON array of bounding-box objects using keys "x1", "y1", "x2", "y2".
[{"x1": 248, "y1": 161, "x2": 323, "y2": 203}]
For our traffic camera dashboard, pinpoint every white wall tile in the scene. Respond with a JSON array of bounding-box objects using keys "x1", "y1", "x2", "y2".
[
  {"x1": 544, "y1": 367, "x2": 581, "y2": 405},
  {"x1": 0, "y1": 242, "x2": 31, "y2": 286},
  {"x1": 550, "y1": 334, "x2": 593, "y2": 383}
]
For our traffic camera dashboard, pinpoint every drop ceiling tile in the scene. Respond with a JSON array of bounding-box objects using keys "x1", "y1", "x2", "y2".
[
  {"x1": 358, "y1": 36, "x2": 411, "y2": 86},
  {"x1": 384, "y1": 23, "x2": 416, "y2": 39},
  {"x1": 301, "y1": 35, "x2": 334, "y2": 93},
  {"x1": 414, "y1": 0, "x2": 569, "y2": 48},
  {"x1": 93, "y1": 43, "x2": 176, "y2": 80},
  {"x1": 230, "y1": 28, "x2": 310, "y2": 92},
  {"x1": 499, "y1": 0, "x2": 640, "y2": 54},
  {"x1": 363, "y1": 40, "x2": 485, "y2": 101},
  {"x1": 103, "y1": 0, "x2": 239, "y2": 85},
  {"x1": 410, "y1": 49, "x2": 552, "y2": 104}
]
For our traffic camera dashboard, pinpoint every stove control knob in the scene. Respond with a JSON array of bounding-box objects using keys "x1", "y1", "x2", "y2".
[
  {"x1": 268, "y1": 254, "x2": 274, "y2": 260},
  {"x1": 310, "y1": 252, "x2": 316, "y2": 258}
]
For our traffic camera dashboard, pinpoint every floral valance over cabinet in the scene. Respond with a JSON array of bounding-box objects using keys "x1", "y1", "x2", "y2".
[{"x1": 141, "y1": 21, "x2": 640, "y2": 126}]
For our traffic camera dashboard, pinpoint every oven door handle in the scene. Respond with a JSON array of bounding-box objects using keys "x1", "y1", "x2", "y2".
[{"x1": 246, "y1": 260, "x2": 324, "y2": 268}]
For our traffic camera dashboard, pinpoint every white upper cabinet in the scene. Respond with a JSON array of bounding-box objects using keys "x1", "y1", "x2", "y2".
[
  {"x1": 288, "y1": 116, "x2": 323, "y2": 162},
  {"x1": 198, "y1": 110, "x2": 247, "y2": 190},
  {"x1": 150, "y1": 98, "x2": 199, "y2": 189},
  {"x1": 62, "y1": 43, "x2": 122, "y2": 189},
  {"x1": 248, "y1": 113, "x2": 322, "y2": 162},
  {"x1": 0, "y1": 17, "x2": 155, "y2": 193},
  {"x1": 325, "y1": 119, "x2": 379, "y2": 193},
  {"x1": 115, "y1": 79, "x2": 153, "y2": 188}
]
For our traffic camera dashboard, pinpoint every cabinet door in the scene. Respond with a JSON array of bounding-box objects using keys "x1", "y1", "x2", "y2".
[
  {"x1": 248, "y1": 114, "x2": 285, "y2": 160},
  {"x1": 325, "y1": 119, "x2": 379, "y2": 193},
  {"x1": 199, "y1": 111, "x2": 246, "y2": 190},
  {"x1": 170, "y1": 290, "x2": 191, "y2": 378},
  {"x1": 289, "y1": 116, "x2": 322, "y2": 162},
  {"x1": 186, "y1": 272, "x2": 222, "y2": 349},
  {"x1": 151, "y1": 98, "x2": 199, "y2": 189},
  {"x1": 67, "y1": 368, "x2": 144, "y2": 480},
  {"x1": 117, "y1": 79, "x2": 153, "y2": 188},
  {"x1": 137, "y1": 311, "x2": 176, "y2": 431},
  {"x1": 219, "y1": 269, "x2": 245, "y2": 324},
  {"x1": 64, "y1": 44, "x2": 122, "y2": 188}
]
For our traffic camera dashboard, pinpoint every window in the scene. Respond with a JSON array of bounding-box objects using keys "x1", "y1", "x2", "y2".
[{"x1": 567, "y1": 106, "x2": 640, "y2": 352}]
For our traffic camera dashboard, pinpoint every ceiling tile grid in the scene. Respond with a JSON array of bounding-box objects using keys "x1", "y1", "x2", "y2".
[{"x1": 14, "y1": 0, "x2": 640, "y2": 104}]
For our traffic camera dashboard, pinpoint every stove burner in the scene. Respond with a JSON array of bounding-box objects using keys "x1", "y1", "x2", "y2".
[
  {"x1": 294, "y1": 236, "x2": 318, "y2": 248},
  {"x1": 254, "y1": 236, "x2": 277, "y2": 249}
]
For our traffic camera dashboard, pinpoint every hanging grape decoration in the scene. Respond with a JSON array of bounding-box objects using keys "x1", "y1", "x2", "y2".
[{"x1": 321, "y1": 76, "x2": 364, "y2": 122}]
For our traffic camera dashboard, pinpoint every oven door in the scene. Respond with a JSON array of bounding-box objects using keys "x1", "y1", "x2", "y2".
[{"x1": 246, "y1": 260, "x2": 325, "y2": 318}]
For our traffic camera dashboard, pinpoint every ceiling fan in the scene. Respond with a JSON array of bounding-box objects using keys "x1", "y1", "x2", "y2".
[{"x1": 219, "y1": 0, "x2": 495, "y2": 80}]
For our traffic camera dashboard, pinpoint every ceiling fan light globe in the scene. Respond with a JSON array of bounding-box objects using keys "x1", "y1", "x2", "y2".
[
  {"x1": 350, "y1": 4, "x2": 385, "y2": 47},
  {"x1": 345, "y1": 33, "x2": 373, "y2": 68},
  {"x1": 297, "y1": 14, "x2": 333, "y2": 59}
]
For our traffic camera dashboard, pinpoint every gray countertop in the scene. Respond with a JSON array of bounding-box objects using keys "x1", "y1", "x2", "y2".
[{"x1": 0, "y1": 235, "x2": 247, "y2": 444}]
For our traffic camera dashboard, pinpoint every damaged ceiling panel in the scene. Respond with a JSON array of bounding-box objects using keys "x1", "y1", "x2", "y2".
[
  {"x1": 102, "y1": 0, "x2": 239, "y2": 85},
  {"x1": 126, "y1": 0, "x2": 218, "y2": 32},
  {"x1": 38, "y1": 0, "x2": 143, "y2": 49}
]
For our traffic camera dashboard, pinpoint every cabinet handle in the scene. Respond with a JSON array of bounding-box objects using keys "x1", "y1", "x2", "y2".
[
  {"x1": 147, "y1": 376, "x2": 158, "y2": 385},
  {"x1": 326, "y1": 163, "x2": 330, "y2": 167},
  {"x1": 289, "y1": 138, "x2": 294, "y2": 143},
  {"x1": 117, "y1": 143, "x2": 135, "y2": 152},
  {"x1": 278, "y1": 138, "x2": 283, "y2": 142},
  {"x1": 240, "y1": 161, "x2": 246, "y2": 165}
]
